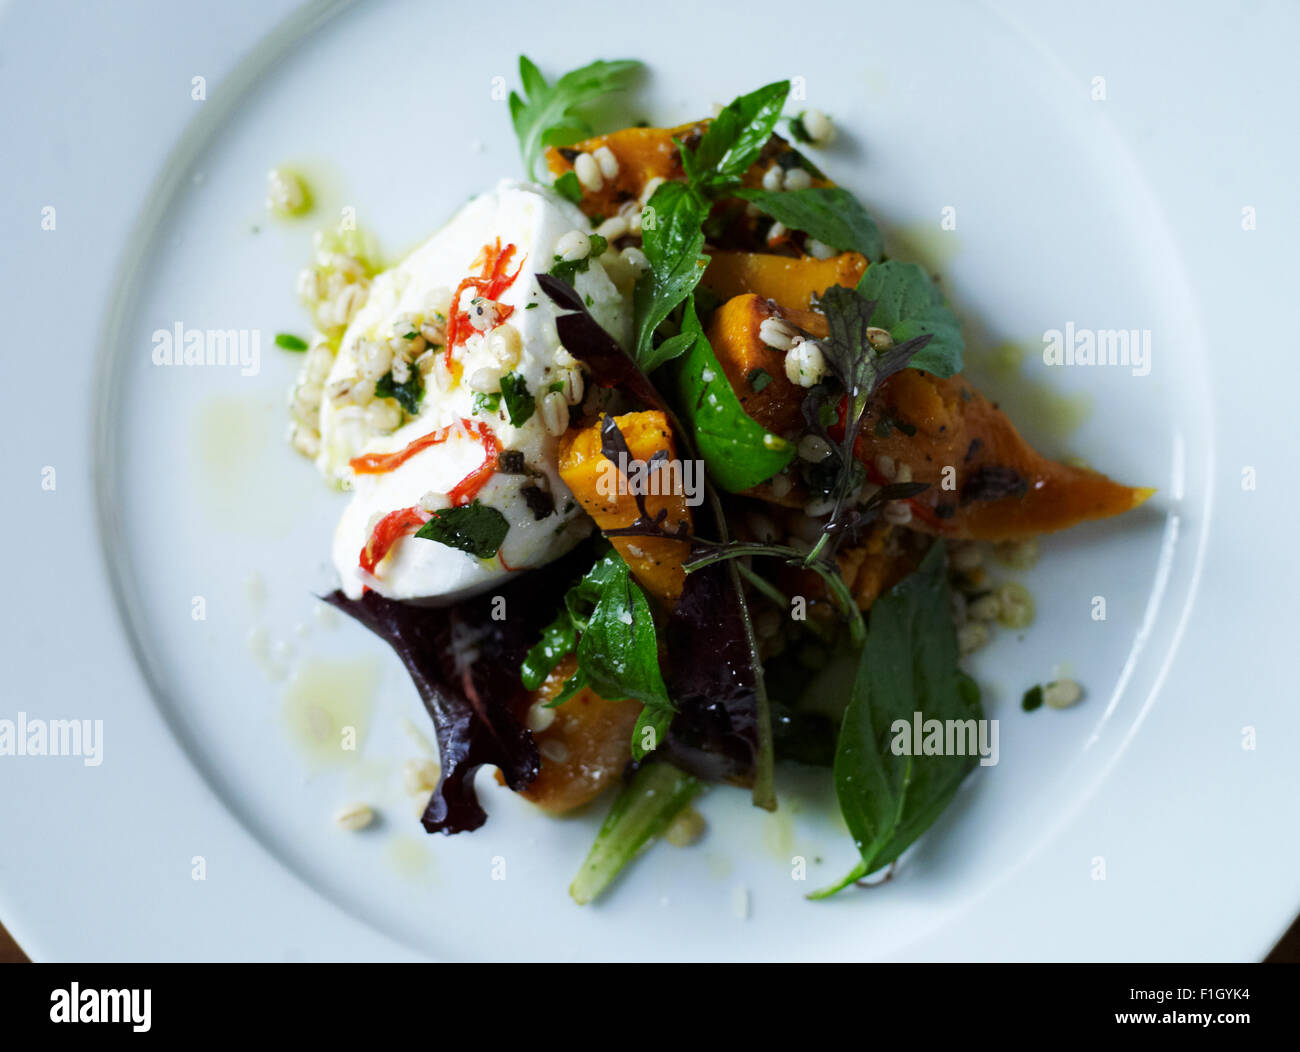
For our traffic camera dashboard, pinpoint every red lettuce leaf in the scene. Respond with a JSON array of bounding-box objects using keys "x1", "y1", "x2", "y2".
[
  {"x1": 660, "y1": 562, "x2": 758, "y2": 784},
  {"x1": 323, "y1": 545, "x2": 595, "y2": 834}
]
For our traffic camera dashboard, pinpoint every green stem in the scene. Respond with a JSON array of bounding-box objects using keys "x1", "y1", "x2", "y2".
[{"x1": 570, "y1": 762, "x2": 702, "y2": 905}]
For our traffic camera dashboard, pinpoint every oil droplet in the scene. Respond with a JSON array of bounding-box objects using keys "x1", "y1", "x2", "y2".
[
  {"x1": 889, "y1": 222, "x2": 963, "y2": 272},
  {"x1": 387, "y1": 835, "x2": 434, "y2": 882},
  {"x1": 193, "y1": 395, "x2": 295, "y2": 536},
  {"x1": 282, "y1": 657, "x2": 378, "y2": 769},
  {"x1": 965, "y1": 342, "x2": 1092, "y2": 447}
]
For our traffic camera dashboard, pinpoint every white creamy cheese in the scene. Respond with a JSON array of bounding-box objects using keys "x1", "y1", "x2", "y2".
[{"x1": 324, "y1": 180, "x2": 630, "y2": 602}]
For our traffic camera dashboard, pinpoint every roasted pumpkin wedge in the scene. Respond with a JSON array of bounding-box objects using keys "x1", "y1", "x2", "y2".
[
  {"x1": 708, "y1": 290, "x2": 1151, "y2": 540},
  {"x1": 704, "y1": 292, "x2": 827, "y2": 437},
  {"x1": 512, "y1": 653, "x2": 639, "y2": 813},
  {"x1": 703, "y1": 250, "x2": 867, "y2": 311},
  {"x1": 851, "y1": 370, "x2": 1152, "y2": 540},
  {"x1": 557, "y1": 410, "x2": 693, "y2": 602},
  {"x1": 544, "y1": 124, "x2": 827, "y2": 236},
  {"x1": 544, "y1": 123, "x2": 705, "y2": 221}
]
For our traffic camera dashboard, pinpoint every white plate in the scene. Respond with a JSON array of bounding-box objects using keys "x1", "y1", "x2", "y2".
[{"x1": 2, "y1": 0, "x2": 1297, "y2": 962}]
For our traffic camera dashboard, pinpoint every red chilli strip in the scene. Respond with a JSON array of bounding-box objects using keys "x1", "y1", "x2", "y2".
[
  {"x1": 443, "y1": 239, "x2": 525, "y2": 367},
  {"x1": 359, "y1": 506, "x2": 430, "y2": 576}
]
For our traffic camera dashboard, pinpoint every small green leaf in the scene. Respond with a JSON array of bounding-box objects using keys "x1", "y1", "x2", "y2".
[
  {"x1": 683, "y1": 80, "x2": 790, "y2": 195},
  {"x1": 549, "y1": 233, "x2": 608, "y2": 286},
  {"x1": 413, "y1": 501, "x2": 509, "y2": 559}
]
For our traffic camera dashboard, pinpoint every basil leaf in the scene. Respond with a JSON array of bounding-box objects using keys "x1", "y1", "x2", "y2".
[
  {"x1": 522, "y1": 546, "x2": 675, "y2": 760},
  {"x1": 374, "y1": 367, "x2": 424, "y2": 415},
  {"x1": 672, "y1": 298, "x2": 795, "y2": 492},
  {"x1": 855, "y1": 260, "x2": 964, "y2": 377},
  {"x1": 499, "y1": 372, "x2": 535, "y2": 425},
  {"x1": 520, "y1": 610, "x2": 577, "y2": 691},
  {"x1": 633, "y1": 180, "x2": 710, "y2": 370},
  {"x1": 683, "y1": 80, "x2": 789, "y2": 195},
  {"x1": 575, "y1": 554, "x2": 674, "y2": 757},
  {"x1": 414, "y1": 501, "x2": 510, "y2": 559},
  {"x1": 734, "y1": 186, "x2": 884, "y2": 262},
  {"x1": 509, "y1": 56, "x2": 643, "y2": 180},
  {"x1": 811, "y1": 542, "x2": 984, "y2": 898}
]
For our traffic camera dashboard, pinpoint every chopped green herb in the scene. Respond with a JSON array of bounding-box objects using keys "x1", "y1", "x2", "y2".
[
  {"x1": 274, "y1": 332, "x2": 309, "y2": 352},
  {"x1": 499, "y1": 372, "x2": 536, "y2": 426},
  {"x1": 549, "y1": 233, "x2": 608, "y2": 285},
  {"x1": 473, "y1": 391, "x2": 502, "y2": 414},
  {"x1": 746, "y1": 367, "x2": 773, "y2": 392},
  {"x1": 414, "y1": 501, "x2": 510, "y2": 559},
  {"x1": 374, "y1": 367, "x2": 424, "y2": 415},
  {"x1": 553, "y1": 169, "x2": 584, "y2": 204},
  {"x1": 1021, "y1": 684, "x2": 1044, "y2": 712}
]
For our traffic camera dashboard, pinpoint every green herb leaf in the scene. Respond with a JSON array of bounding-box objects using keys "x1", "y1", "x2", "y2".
[
  {"x1": 521, "y1": 611, "x2": 577, "y2": 691},
  {"x1": 633, "y1": 181, "x2": 710, "y2": 370},
  {"x1": 549, "y1": 233, "x2": 608, "y2": 286},
  {"x1": 811, "y1": 542, "x2": 984, "y2": 898},
  {"x1": 522, "y1": 546, "x2": 675, "y2": 759},
  {"x1": 1021, "y1": 684, "x2": 1044, "y2": 712},
  {"x1": 570, "y1": 761, "x2": 701, "y2": 904},
  {"x1": 855, "y1": 260, "x2": 964, "y2": 377},
  {"x1": 472, "y1": 391, "x2": 502, "y2": 415},
  {"x1": 274, "y1": 332, "x2": 309, "y2": 352},
  {"x1": 682, "y1": 80, "x2": 790, "y2": 195},
  {"x1": 746, "y1": 367, "x2": 773, "y2": 392},
  {"x1": 553, "y1": 169, "x2": 584, "y2": 204},
  {"x1": 509, "y1": 56, "x2": 643, "y2": 181},
  {"x1": 499, "y1": 372, "x2": 536, "y2": 426},
  {"x1": 413, "y1": 501, "x2": 510, "y2": 559},
  {"x1": 734, "y1": 186, "x2": 884, "y2": 262},
  {"x1": 374, "y1": 367, "x2": 424, "y2": 415},
  {"x1": 672, "y1": 298, "x2": 795, "y2": 491}
]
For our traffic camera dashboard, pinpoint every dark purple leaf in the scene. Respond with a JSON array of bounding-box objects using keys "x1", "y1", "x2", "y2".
[
  {"x1": 322, "y1": 544, "x2": 595, "y2": 834},
  {"x1": 660, "y1": 562, "x2": 758, "y2": 784},
  {"x1": 537, "y1": 273, "x2": 667, "y2": 412}
]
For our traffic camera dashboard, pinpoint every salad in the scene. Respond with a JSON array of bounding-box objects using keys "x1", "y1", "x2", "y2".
[{"x1": 279, "y1": 58, "x2": 1151, "y2": 902}]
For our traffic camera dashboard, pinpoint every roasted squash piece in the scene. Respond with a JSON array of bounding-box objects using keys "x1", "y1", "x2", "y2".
[
  {"x1": 544, "y1": 123, "x2": 703, "y2": 221},
  {"x1": 544, "y1": 124, "x2": 826, "y2": 233},
  {"x1": 854, "y1": 370, "x2": 1153, "y2": 540},
  {"x1": 705, "y1": 293, "x2": 829, "y2": 437},
  {"x1": 703, "y1": 250, "x2": 867, "y2": 311},
  {"x1": 514, "y1": 654, "x2": 639, "y2": 814},
  {"x1": 557, "y1": 410, "x2": 693, "y2": 602}
]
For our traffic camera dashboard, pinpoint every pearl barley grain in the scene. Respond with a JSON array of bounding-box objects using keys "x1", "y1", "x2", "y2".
[{"x1": 334, "y1": 803, "x2": 374, "y2": 831}]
